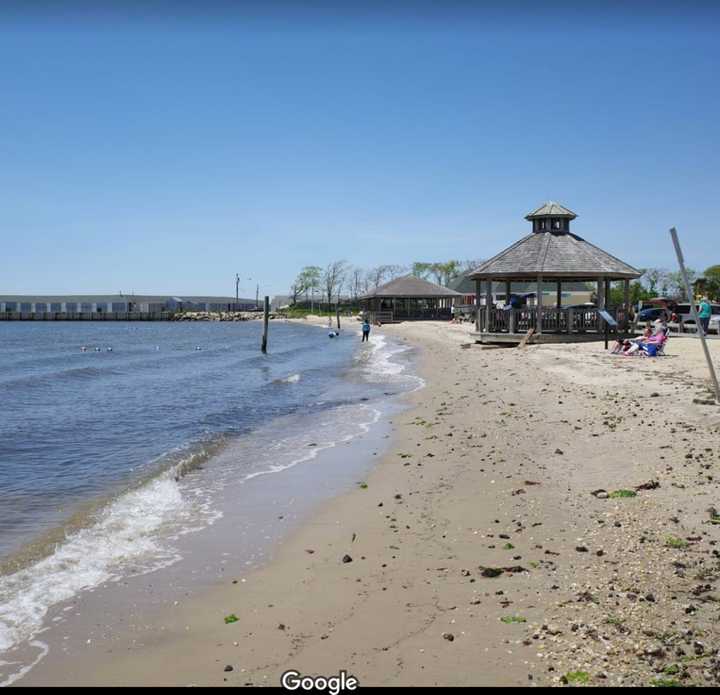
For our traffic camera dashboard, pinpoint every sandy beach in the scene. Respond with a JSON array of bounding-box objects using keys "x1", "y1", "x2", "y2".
[{"x1": 18, "y1": 321, "x2": 720, "y2": 688}]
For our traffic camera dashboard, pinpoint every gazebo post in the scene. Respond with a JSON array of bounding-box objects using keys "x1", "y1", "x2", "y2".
[
  {"x1": 485, "y1": 280, "x2": 493, "y2": 332},
  {"x1": 623, "y1": 279, "x2": 630, "y2": 329},
  {"x1": 597, "y1": 278, "x2": 606, "y2": 334},
  {"x1": 475, "y1": 279, "x2": 481, "y2": 332},
  {"x1": 506, "y1": 279, "x2": 515, "y2": 333},
  {"x1": 536, "y1": 274, "x2": 543, "y2": 335},
  {"x1": 605, "y1": 279, "x2": 612, "y2": 330},
  {"x1": 556, "y1": 281, "x2": 562, "y2": 333}
]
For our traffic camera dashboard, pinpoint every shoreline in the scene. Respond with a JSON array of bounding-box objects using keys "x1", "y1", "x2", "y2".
[
  {"x1": 13, "y1": 323, "x2": 720, "y2": 687},
  {"x1": 0, "y1": 320, "x2": 415, "y2": 686}
]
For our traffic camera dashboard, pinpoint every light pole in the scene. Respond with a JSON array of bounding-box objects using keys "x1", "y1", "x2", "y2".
[
  {"x1": 242, "y1": 277, "x2": 260, "y2": 311},
  {"x1": 235, "y1": 273, "x2": 240, "y2": 310}
]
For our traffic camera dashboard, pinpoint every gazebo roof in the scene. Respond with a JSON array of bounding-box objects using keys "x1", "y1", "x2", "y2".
[
  {"x1": 361, "y1": 275, "x2": 462, "y2": 299},
  {"x1": 468, "y1": 231, "x2": 642, "y2": 280},
  {"x1": 525, "y1": 201, "x2": 577, "y2": 220}
]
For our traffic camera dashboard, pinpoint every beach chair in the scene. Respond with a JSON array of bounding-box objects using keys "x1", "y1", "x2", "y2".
[{"x1": 640, "y1": 333, "x2": 668, "y2": 357}]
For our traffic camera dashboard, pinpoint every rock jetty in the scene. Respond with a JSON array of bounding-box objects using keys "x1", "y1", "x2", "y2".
[{"x1": 172, "y1": 311, "x2": 278, "y2": 322}]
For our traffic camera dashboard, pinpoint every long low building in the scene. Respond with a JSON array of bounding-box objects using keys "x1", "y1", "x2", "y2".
[{"x1": 0, "y1": 294, "x2": 259, "y2": 315}]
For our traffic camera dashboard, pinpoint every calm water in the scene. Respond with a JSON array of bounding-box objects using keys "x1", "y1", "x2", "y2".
[{"x1": 0, "y1": 319, "x2": 419, "y2": 671}]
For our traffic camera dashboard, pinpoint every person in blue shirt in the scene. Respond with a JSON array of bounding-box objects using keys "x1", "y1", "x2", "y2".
[
  {"x1": 698, "y1": 296, "x2": 712, "y2": 335},
  {"x1": 361, "y1": 319, "x2": 371, "y2": 342}
]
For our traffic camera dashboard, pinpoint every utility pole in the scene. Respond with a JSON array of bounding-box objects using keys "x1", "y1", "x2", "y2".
[
  {"x1": 235, "y1": 273, "x2": 240, "y2": 310},
  {"x1": 256, "y1": 283, "x2": 260, "y2": 310}
]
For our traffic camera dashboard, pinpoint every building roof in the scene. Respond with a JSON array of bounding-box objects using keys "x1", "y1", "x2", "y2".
[
  {"x1": 361, "y1": 275, "x2": 462, "y2": 299},
  {"x1": 468, "y1": 232, "x2": 642, "y2": 280},
  {"x1": 0, "y1": 294, "x2": 256, "y2": 304}
]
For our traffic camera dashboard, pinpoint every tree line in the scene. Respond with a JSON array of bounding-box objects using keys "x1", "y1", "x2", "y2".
[
  {"x1": 636, "y1": 265, "x2": 720, "y2": 302},
  {"x1": 289, "y1": 260, "x2": 482, "y2": 308},
  {"x1": 289, "y1": 262, "x2": 720, "y2": 310}
]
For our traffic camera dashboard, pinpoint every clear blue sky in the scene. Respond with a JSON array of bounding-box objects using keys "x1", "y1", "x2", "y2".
[{"x1": 1, "y1": 1, "x2": 718, "y2": 297}]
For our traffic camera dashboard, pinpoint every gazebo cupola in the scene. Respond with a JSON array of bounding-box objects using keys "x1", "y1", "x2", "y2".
[{"x1": 525, "y1": 201, "x2": 577, "y2": 234}]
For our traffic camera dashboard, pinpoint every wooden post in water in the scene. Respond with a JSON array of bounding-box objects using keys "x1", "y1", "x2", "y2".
[
  {"x1": 261, "y1": 296, "x2": 270, "y2": 354},
  {"x1": 670, "y1": 228, "x2": 720, "y2": 403},
  {"x1": 336, "y1": 303, "x2": 341, "y2": 331}
]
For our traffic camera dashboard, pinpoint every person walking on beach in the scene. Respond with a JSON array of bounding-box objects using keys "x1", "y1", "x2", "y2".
[
  {"x1": 698, "y1": 296, "x2": 712, "y2": 335},
  {"x1": 361, "y1": 318, "x2": 371, "y2": 342}
]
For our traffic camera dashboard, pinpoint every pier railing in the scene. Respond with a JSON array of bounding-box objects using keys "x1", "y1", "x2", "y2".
[{"x1": 368, "y1": 307, "x2": 452, "y2": 323}]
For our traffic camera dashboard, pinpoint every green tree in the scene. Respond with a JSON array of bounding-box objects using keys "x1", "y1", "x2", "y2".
[
  {"x1": 608, "y1": 281, "x2": 652, "y2": 307},
  {"x1": 412, "y1": 260, "x2": 464, "y2": 286},
  {"x1": 667, "y1": 268, "x2": 697, "y2": 300},
  {"x1": 291, "y1": 266, "x2": 322, "y2": 308},
  {"x1": 642, "y1": 268, "x2": 673, "y2": 297},
  {"x1": 412, "y1": 262, "x2": 433, "y2": 279},
  {"x1": 705, "y1": 265, "x2": 720, "y2": 282},
  {"x1": 439, "y1": 260, "x2": 461, "y2": 286},
  {"x1": 704, "y1": 265, "x2": 720, "y2": 301}
]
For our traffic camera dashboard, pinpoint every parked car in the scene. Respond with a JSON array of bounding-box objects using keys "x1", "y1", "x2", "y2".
[
  {"x1": 675, "y1": 303, "x2": 720, "y2": 329},
  {"x1": 637, "y1": 307, "x2": 667, "y2": 323}
]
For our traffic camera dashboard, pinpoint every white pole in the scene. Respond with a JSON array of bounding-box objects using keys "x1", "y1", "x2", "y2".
[{"x1": 670, "y1": 227, "x2": 720, "y2": 404}]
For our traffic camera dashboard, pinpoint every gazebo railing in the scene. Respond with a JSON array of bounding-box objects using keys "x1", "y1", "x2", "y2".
[{"x1": 483, "y1": 307, "x2": 615, "y2": 334}]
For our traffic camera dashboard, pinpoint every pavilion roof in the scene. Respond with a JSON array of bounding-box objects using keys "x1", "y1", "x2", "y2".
[
  {"x1": 361, "y1": 275, "x2": 462, "y2": 299},
  {"x1": 468, "y1": 232, "x2": 642, "y2": 280}
]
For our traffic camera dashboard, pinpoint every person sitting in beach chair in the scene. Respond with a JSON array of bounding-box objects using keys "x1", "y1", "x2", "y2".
[
  {"x1": 611, "y1": 323, "x2": 652, "y2": 354},
  {"x1": 611, "y1": 338, "x2": 633, "y2": 354},
  {"x1": 653, "y1": 331, "x2": 669, "y2": 356},
  {"x1": 623, "y1": 330, "x2": 668, "y2": 356},
  {"x1": 653, "y1": 317, "x2": 669, "y2": 337}
]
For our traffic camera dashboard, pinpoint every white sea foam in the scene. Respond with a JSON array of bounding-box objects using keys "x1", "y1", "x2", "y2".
[
  {"x1": 280, "y1": 373, "x2": 301, "y2": 383},
  {"x1": 241, "y1": 404, "x2": 381, "y2": 483},
  {"x1": 364, "y1": 333, "x2": 426, "y2": 391},
  {"x1": 0, "y1": 465, "x2": 218, "y2": 684}
]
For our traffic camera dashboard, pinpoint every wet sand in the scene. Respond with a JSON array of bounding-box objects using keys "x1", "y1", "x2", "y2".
[{"x1": 18, "y1": 322, "x2": 720, "y2": 687}]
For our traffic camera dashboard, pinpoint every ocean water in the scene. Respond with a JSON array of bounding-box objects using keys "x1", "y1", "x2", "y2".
[{"x1": 0, "y1": 320, "x2": 421, "y2": 678}]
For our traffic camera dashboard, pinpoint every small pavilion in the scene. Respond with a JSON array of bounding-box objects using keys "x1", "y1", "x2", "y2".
[
  {"x1": 360, "y1": 275, "x2": 461, "y2": 323},
  {"x1": 469, "y1": 202, "x2": 642, "y2": 344}
]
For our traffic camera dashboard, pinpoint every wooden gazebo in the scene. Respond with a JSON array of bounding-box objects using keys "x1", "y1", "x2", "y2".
[
  {"x1": 360, "y1": 275, "x2": 461, "y2": 323},
  {"x1": 469, "y1": 202, "x2": 642, "y2": 344}
]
